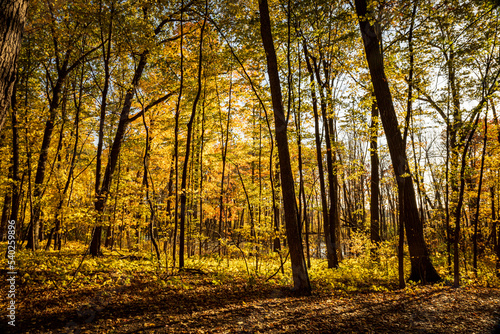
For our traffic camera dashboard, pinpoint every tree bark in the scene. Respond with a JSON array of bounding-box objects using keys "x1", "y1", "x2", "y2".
[
  {"x1": 179, "y1": 6, "x2": 206, "y2": 268},
  {"x1": 0, "y1": 0, "x2": 28, "y2": 136},
  {"x1": 258, "y1": 0, "x2": 311, "y2": 295},
  {"x1": 355, "y1": 0, "x2": 440, "y2": 283},
  {"x1": 370, "y1": 97, "x2": 381, "y2": 243}
]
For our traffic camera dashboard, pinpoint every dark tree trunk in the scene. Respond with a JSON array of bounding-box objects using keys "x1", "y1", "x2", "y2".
[
  {"x1": 491, "y1": 187, "x2": 497, "y2": 257},
  {"x1": 497, "y1": 200, "x2": 500, "y2": 277},
  {"x1": 294, "y1": 53, "x2": 310, "y2": 268},
  {"x1": 106, "y1": 155, "x2": 120, "y2": 249},
  {"x1": 491, "y1": 103, "x2": 500, "y2": 277},
  {"x1": 179, "y1": 9, "x2": 206, "y2": 268},
  {"x1": 453, "y1": 113, "x2": 481, "y2": 287},
  {"x1": 304, "y1": 46, "x2": 332, "y2": 267},
  {"x1": 370, "y1": 97, "x2": 381, "y2": 243},
  {"x1": 142, "y1": 113, "x2": 161, "y2": 262},
  {"x1": 89, "y1": 51, "x2": 149, "y2": 256},
  {"x1": 311, "y1": 56, "x2": 340, "y2": 268},
  {"x1": 216, "y1": 72, "x2": 232, "y2": 257},
  {"x1": 0, "y1": 0, "x2": 28, "y2": 135},
  {"x1": 172, "y1": 5, "x2": 184, "y2": 269},
  {"x1": 473, "y1": 113, "x2": 487, "y2": 274},
  {"x1": 0, "y1": 174, "x2": 12, "y2": 241},
  {"x1": 91, "y1": 7, "x2": 113, "y2": 256},
  {"x1": 27, "y1": 77, "x2": 64, "y2": 250},
  {"x1": 398, "y1": 186, "x2": 406, "y2": 289},
  {"x1": 6, "y1": 81, "x2": 21, "y2": 243},
  {"x1": 355, "y1": 0, "x2": 440, "y2": 283},
  {"x1": 258, "y1": 0, "x2": 311, "y2": 295}
]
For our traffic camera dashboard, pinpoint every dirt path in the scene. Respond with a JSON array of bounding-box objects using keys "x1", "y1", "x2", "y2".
[{"x1": 3, "y1": 273, "x2": 500, "y2": 334}]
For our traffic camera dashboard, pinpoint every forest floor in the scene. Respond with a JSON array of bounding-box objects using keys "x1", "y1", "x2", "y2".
[{"x1": 2, "y1": 248, "x2": 500, "y2": 333}]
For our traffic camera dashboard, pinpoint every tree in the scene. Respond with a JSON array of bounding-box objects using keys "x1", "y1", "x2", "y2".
[
  {"x1": 355, "y1": 0, "x2": 441, "y2": 283},
  {"x1": 179, "y1": 3, "x2": 206, "y2": 268},
  {"x1": 258, "y1": 0, "x2": 311, "y2": 295},
  {"x1": 26, "y1": 0, "x2": 103, "y2": 250},
  {"x1": 369, "y1": 96, "x2": 381, "y2": 244},
  {"x1": 0, "y1": 0, "x2": 28, "y2": 136}
]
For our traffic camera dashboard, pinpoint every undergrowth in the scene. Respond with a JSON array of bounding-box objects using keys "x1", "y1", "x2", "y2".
[{"x1": 1, "y1": 237, "x2": 499, "y2": 296}]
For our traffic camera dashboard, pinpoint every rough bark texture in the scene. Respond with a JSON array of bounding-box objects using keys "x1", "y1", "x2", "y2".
[
  {"x1": 355, "y1": 0, "x2": 440, "y2": 283},
  {"x1": 0, "y1": 0, "x2": 28, "y2": 135},
  {"x1": 258, "y1": 0, "x2": 311, "y2": 295}
]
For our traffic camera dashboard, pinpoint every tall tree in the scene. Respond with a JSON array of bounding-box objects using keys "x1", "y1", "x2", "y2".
[
  {"x1": 258, "y1": 0, "x2": 311, "y2": 295},
  {"x1": 369, "y1": 96, "x2": 381, "y2": 244},
  {"x1": 179, "y1": 3, "x2": 206, "y2": 268},
  {"x1": 355, "y1": 0, "x2": 441, "y2": 283},
  {"x1": 27, "y1": 0, "x2": 103, "y2": 250}
]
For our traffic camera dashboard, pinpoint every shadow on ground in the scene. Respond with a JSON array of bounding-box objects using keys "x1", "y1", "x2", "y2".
[{"x1": 5, "y1": 275, "x2": 500, "y2": 334}]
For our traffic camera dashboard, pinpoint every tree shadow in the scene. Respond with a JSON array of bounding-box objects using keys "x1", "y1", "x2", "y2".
[{"x1": 12, "y1": 279, "x2": 500, "y2": 334}]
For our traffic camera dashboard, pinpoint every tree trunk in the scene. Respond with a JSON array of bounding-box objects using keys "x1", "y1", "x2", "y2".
[
  {"x1": 0, "y1": 177, "x2": 11, "y2": 241},
  {"x1": 453, "y1": 113, "x2": 481, "y2": 287},
  {"x1": 179, "y1": 9, "x2": 206, "y2": 268},
  {"x1": 312, "y1": 56, "x2": 340, "y2": 268},
  {"x1": 0, "y1": 0, "x2": 28, "y2": 136},
  {"x1": 89, "y1": 51, "x2": 149, "y2": 256},
  {"x1": 26, "y1": 77, "x2": 64, "y2": 250},
  {"x1": 355, "y1": 0, "x2": 440, "y2": 283},
  {"x1": 370, "y1": 97, "x2": 381, "y2": 243},
  {"x1": 304, "y1": 46, "x2": 332, "y2": 268},
  {"x1": 473, "y1": 112, "x2": 487, "y2": 274},
  {"x1": 142, "y1": 113, "x2": 161, "y2": 262},
  {"x1": 258, "y1": 0, "x2": 311, "y2": 295}
]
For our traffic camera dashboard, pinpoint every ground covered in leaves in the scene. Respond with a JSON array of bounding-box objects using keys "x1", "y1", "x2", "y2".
[{"x1": 2, "y1": 245, "x2": 500, "y2": 333}]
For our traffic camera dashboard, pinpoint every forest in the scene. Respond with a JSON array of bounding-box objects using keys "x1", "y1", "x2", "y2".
[{"x1": 1, "y1": 0, "x2": 500, "y2": 332}]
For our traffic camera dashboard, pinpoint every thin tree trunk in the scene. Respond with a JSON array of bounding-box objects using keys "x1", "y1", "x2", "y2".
[
  {"x1": 473, "y1": 111, "x2": 488, "y2": 274},
  {"x1": 370, "y1": 96, "x2": 381, "y2": 243},
  {"x1": 216, "y1": 70, "x2": 232, "y2": 256},
  {"x1": 294, "y1": 45, "x2": 310, "y2": 268},
  {"x1": 453, "y1": 114, "x2": 481, "y2": 287},
  {"x1": 179, "y1": 8, "x2": 206, "y2": 268},
  {"x1": 172, "y1": 6, "x2": 184, "y2": 269},
  {"x1": 398, "y1": 186, "x2": 405, "y2": 289},
  {"x1": 304, "y1": 45, "x2": 332, "y2": 268},
  {"x1": 491, "y1": 187, "x2": 497, "y2": 257},
  {"x1": 142, "y1": 113, "x2": 161, "y2": 263},
  {"x1": 312, "y1": 57, "x2": 339, "y2": 268},
  {"x1": 3, "y1": 83, "x2": 20, "y2": 245},
  {"x1": 198, "y1": 84, "x2": 206, "y2": 256}
]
